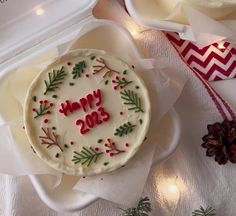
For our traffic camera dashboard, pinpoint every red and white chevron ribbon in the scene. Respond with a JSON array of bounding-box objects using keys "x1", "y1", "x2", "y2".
[{"x1": 166, "y1": 33, "x2": 236, "y2": 81}]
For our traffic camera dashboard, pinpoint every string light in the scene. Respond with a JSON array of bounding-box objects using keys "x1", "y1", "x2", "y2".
[
  {"x1": 217, "y1": 41, "x2": 225, "y2": 50},
  {"x1": 35, "y1": 8, "x2": 44, "y2": 16}
]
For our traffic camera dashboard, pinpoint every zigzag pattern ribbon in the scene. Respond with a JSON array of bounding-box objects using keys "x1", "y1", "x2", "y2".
[{"x1": 166, "y1": 33, "x2": 236, "y2": 81}]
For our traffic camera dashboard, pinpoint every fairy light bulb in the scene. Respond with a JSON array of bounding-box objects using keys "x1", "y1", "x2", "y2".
[
  {"x1": 35, "y1": 8, "x2": 44, "y2": 16},
  {"x1": 168, "y1": 183, "x2": 179, "y2": 194},
  {"x1": 217, "y1": 41, "x2": 225, "y2": 50}
]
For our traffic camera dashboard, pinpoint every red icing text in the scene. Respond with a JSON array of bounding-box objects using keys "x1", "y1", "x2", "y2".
[
  {"x1": 58, "y1": 89, "x2": 110, "y2": 135},
  {"x1": 59, "y1": 89, "x2": 102, "y2": 116}
]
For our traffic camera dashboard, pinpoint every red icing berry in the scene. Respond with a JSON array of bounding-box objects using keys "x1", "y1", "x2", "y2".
[
  {"x1": 86, "y1": 74, "x2": 90, "y2": 78},
  {"x1": 112, "y1": 80, "x2": 115, "y2": 83},
  {"x1": 40, "y1": 100, "x2": 43, "y2": 104},
  {"x1": 106, "y1": 150, "x2": 109, "y2": 153},
  {"x1": 120, "y1": 86, "x2": 124, "y2": 90},
  {"x1": 44, "y1": 100, "x2": 48, "y2": 104},
  {"x1": 132, "y1": 65, "x2": 135, "y2": 69},
  {"x1": 82, "y1": 176, "x2": 86, "y2": 178},
  {"x1": 44, "y1": 119, "x2": 49, "y2": 124},
  {"x1": 50, "y1": 103, "x2": 54, "y2": 107},
  {"x1": 47, "y1": 111, "x2": 51, "y2": 114},
  {"x1": 120, "y1": 112, "x2": 124, "y2": 115},
  {"x1": 95, "y1": 147, "x2": 100, "y2": 152},
  {"x1": 104, "y1": 144, "x2": 108, "y2": 147},
  {"x1": 116, "y1": 76, "x2": 119, "y2": 80},
  {"x1": 110, "y1": 153, "x2": 114, "y2": 157},
  {"x1": 112, "y1": 142, "x2": 115, "y2": 146},
  {"x1": 122, "y1": 77, "x2": 126, "y2": 81},
  {"x1": 114, "y1": 86, "x2": 117, "y2": 90},
  {"x1": 107, "y1": 138, "x2": 111, "y2": 142},
  {"x1": 67, "y1": 62, "x2": 72, "y2": 66},
  {"x1": 70, "y1": 141, "x2": 74, "y2": 145},
  {"x1": 125, "y1": 143, "x2": 129, "y2": 147},
  {"x1": 32, "y1": 108, "x2": 36, "y2": 112}
]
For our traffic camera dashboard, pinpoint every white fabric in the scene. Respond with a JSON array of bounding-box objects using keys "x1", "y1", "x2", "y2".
[{"x1": 0, "y1": 1, "x2": 235, "y2": 215}]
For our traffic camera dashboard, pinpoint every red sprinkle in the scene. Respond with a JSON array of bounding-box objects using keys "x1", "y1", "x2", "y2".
[
  {"x1": 67, "y1": 62, "x2": 72, "y2": 66},
  {"x1": 120, "y1": 112, "x2": 124, "y2": 115},
  {"x1": 86, "y1": 74, "x2": 90, "y2": 78},
  {"x1": 125, "y1": 143, "x2": 129, "y2": 147},
  {"x1": 95, "y1": 147, "x2": 100, "y2": 152},
  {"x1": 44, "y1": 119, "x2": 49, "y2": 124},
  {"x1": 70, "y1": 141, "x2": 74, "y2": 145}
]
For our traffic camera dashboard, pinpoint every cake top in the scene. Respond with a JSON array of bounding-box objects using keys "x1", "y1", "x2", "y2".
[{"x1": 24, "y1": 49, "x2": 151, "y2": 176}]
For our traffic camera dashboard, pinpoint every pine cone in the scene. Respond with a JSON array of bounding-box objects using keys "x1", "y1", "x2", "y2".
[{"x1": 202, "y1": 120, "x2": 236, "y2": 165}]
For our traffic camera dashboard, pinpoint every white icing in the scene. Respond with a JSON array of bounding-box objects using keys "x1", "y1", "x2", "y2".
[{"x1": 24, "y1": 49, "x2": 151, "y2": 176}]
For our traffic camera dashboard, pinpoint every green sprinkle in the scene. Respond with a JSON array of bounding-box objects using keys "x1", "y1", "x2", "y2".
[
  {"x1": 105, "y1": 80, "x2": 109, "y2": 85},
  {"x1": 69, "y1": 82, "x2": 75, "y2": 86},
  {"x1": 136, "y1": 86, "x2": 140, "y2": 89},
  {"x1": 123, "y1": 70, "x2": 127, "y2": 75},
  {"x1": 64, "y1": 144, "x2": 68, "y2": 148},
  {"x1": 32, "y1": 96, "x2": 37, "y2": 102},
  {"x1": 52, "y1": 126, "x2": 56, "y2": 130},
  {"x1": 97, "y1": 139, "x2": 103, "y2": 143},
  {"x1": 104, "y1": 162, "x2": 109, "y2": 166},
  {"x1": 55, "y1": 153, "x2": 60, "y2": 158},
  {"x1": 90, "y1": 55, "x2": 96, "y2": 60},
  {"x1": 139, "y1": 119, "x2": 143, "y2": 125},
  {"x1": 52, "y1": 95, "x2": 58, "y2": 99}
]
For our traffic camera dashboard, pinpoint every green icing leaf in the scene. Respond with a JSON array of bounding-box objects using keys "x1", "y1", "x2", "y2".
[
  {"x1": 72, "y1": 147, "x2": 103, "y2": 167},
  {"x1": 114, "y1": 122, "x2": 136, "y2": 137},
  {"x1": 72, "y1": 60, "x2": 86, "y2": 79},
  {"x1": 192, "y1": 206, "x2": 216, "y2": 216},
  {"x1": 120, "y1": 197, "x2": 152, "y2": 216},
  {"x1": 120, "y1": 90, "x2": 144, "y2": 113},
  {"x1": 44, "y1": 66, "x2": 67, "y2": 95}
]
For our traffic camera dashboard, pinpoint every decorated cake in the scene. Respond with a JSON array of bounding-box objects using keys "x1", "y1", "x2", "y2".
[
  {"x1": 24, "y1": 49, "x2": 151, "y2": 176},
  {"x1": 157, "y1": 0, "x2": 236, "y2": 20}
]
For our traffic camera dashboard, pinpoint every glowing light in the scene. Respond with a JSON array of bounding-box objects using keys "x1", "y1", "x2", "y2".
[
  {"x1": 36, "y1": 8, "x2": 44, "y2": 16},
  {"x1": 217, "y1": 42, "x2": 225, "y2": 50},
  {"x1": 168, "y1": 183, "x2": 179, "y2": 194}
]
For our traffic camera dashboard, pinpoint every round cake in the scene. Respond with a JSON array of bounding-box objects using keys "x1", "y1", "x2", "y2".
[
  {"x1": 24, "y1": 49, "x2": 151, "y2": 176},
  {"x1": 157, "y1": 0, "x2": 236, "y2": 20}
]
